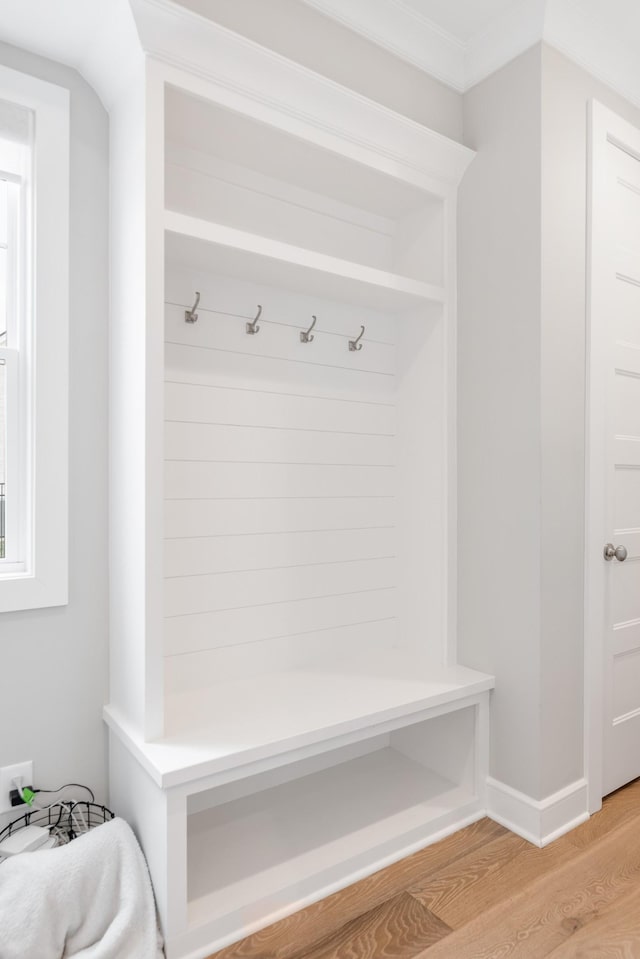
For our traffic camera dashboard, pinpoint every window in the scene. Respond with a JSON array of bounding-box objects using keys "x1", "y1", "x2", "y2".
[
  {"x1": 0, "y1": 116, "x2": 27, "y2": 567},
  {"x1": 0, "y1": 66, "x2": 69, "y2": 612}
]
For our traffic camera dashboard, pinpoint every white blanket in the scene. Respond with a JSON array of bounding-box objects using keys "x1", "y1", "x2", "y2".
[{"x1": 0, "y1": 817, "x2": 164, "y2": 958}]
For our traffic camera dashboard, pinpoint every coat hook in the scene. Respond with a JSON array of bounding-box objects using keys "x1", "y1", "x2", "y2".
[
  {"x1": 300, "y1": 315, "x2": 317, "y2": 344},
  {"x1": 349, "y1": 325, "x2": 365, "y2": 352},
  {"x1": 185, "y1": 291, "x2": 200, "y2": 324},
  {"x1": 246, "y1": 304, "x2": 262, "y2": 336}
]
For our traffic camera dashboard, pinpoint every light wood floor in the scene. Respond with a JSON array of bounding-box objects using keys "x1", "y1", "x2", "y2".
[{"x1": 211, "y1": 777, "x2": 640, "y2": 958}]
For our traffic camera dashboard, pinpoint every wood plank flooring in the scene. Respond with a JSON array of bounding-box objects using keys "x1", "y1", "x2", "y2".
[{"x1": 211, "y1": 778, "x2": 640, "y2": 959}]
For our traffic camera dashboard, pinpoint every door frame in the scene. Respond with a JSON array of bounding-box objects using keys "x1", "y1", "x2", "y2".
[{"x1": 585, "y1": 100, "x2": 640, "y2": 813}]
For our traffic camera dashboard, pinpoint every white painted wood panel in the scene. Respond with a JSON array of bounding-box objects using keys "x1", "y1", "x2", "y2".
[
  {"x1": 165, "y1": 620, "x2": 399, "y2": 691},
  {"x1": 164, "y1": 216, "x2": 444, "y2": 312},
  {"x1": 186, "y1": 737, "x2": 394, "y2": 818},
  {"x1": 612, "y1": 646, "x2": 640, "y2": 720},
  {"x1": 612, "y1": 279, "x2": 640, "y2": 345},
  {"x1": 614, "y1": 468, "x2": 640, "y2": 531},
  {"x1": 613, "y1": 437, "x2": 640, "y2": 467},
  {"x1": 164, "y1": 587, "x2": 398, "y2": 656},
  {"x1": 612, "y1": 619, "x2": 640, "y2": 658},
  {"x1": 164, "y1": 461, "x2": 395, "y2": 500},
  {"x1": 165, "y1": 557, "x2": 397, "y2": 618},
  {"x1": 165, "y1": 528, "x2": 396, "y2": 577},
  {"x1": 163, "y1": 84, "x2": 446, "y2": 223},
  {"x1": 164, "y1": 422, "x2": 394, "y2": 467},
  {"x1": 165, "y1": 304, "x2": 395, "y2": 377},
  {"x1": 164, "y1": 497, "x2": 395, "y2": 539},
  {"x1": 165, "y1": 381, "x2": 395, "y2": 435},
  {"x1": 166, "y1": 143, "x2": 393, "y2": 237},
  {"x1": 614, "y1": 371, "x2": 640, "y2": 438},
  {"x1": 165, "y1": 153, "x2": 396, "y2": 275},
  {"x1": 615, "y1": 199, "x2": 640, "y2": 258},
  {"x1": 611, "y1": 559, "x2": 640, "y2": 625},
  {"x1": 612, "y1": 145, "x2": 640, "y2": 191},
  {"x1": 186, "y1": 748, "x2": 469, "y2": 923},
  {"x1": 163, "y1": 266, "x2": 398, "y2": 671},
  {"x1": 165, "y1": 266, "x2": 398, "y2": 345},
  {"x1": 165, "y1": 342, "x2": 395, "y2": 399}
]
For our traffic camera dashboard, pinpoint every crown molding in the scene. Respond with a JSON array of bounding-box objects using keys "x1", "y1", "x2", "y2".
[
  {"x1": 300, "y1": 0, "x2": 640, "y2": 109},
  {"x1": 300, "y1": 0, "x2": 542, "y2": 92},
  {"x1": 300, "y1": 0, "x2": 466, "y2": 90},
  {"x1": 130, "y1": 0, "x2": 474, "y2": 188},
  {"x1": 7, "y1": 0, "x2": 640, "y2": 118}
]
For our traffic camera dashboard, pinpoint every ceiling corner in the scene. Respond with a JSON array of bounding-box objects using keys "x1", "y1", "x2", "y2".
[
  {"x1": 465, "y1": 0, "x2": 547, "y2": 91},
  {"x1": 543, "y1": 0, "x2": 640, "y2": 110},
  {"x1": 299, "y1": 0, "x2": 467, "y2": 91}
]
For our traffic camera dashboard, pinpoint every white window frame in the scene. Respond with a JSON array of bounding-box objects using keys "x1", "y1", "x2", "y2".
[{"x1": 0, "y1": 64, "x2": 69, "y2": 612}]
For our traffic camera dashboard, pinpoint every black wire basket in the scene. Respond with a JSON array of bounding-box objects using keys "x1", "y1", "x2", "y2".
[{"x1": 0, "y1": 802, "x2": 114, "y2": 854}]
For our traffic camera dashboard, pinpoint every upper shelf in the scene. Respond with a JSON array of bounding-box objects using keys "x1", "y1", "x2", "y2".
[
  {"x1": 165, "y1": 211, "x2": 446, "y2": 312},
  {"x1": 164, "y1": 84, "x2": 444, "y2": 221},
  {"x1": 104, "y1": 652, "x2": 494, "y2": 789}
]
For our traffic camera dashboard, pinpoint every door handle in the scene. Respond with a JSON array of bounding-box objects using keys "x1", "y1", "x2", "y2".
[{"x1": 604, "y1": 543, "x2": 628, "y2": 562}]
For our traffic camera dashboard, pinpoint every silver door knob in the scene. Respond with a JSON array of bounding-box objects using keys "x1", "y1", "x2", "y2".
[{"x1": 604, "y1": 543, "x2": 628, "y2": 562}]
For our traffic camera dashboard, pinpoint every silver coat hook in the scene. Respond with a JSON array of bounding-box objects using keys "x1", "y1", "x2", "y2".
[
  {"x1": 300, "y1": 315, "x2": 317, "y2": 343},
  {"x1": 349, "y1": 325, "x2": 365, "y2": 351},
  {"x1": 246, "y1": 304, "x2": 262, "y2": 336},
  {"x1": 185, "y1": 291, "x2": 200, "y2": 324}
]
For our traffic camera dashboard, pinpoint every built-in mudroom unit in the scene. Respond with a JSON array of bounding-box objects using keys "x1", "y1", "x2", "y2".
[{"x1": 104, "y1": 3, "x2": 494, "y2": 957}]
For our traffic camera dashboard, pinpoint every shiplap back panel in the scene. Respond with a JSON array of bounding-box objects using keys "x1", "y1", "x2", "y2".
[
  {"x1": 164, "y1": 268, "x2": 398, "y2": 682},
  {"x1": 165, "y1": 143, "x2": 396, "y2": 275},
  {"x1": 165, "y1": 620, "x2": 399, "y2": 696}
]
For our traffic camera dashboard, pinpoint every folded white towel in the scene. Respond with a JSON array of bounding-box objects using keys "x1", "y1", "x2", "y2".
[{"x1": 0, "y1": 817, "x2": 164, "y2": 958}]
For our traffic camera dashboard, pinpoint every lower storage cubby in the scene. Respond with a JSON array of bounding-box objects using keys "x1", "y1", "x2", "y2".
[
  {"x1": 184, "y1": 704, "x2": 482, "y2": 947},
  {"x1": 107, "y1": 689, "x2": 491, "y2": 959}
]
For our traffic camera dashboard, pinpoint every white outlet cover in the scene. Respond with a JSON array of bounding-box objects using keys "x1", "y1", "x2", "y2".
[{"x1": 0, "y1": 761, "x2": 34, "y2": 815}]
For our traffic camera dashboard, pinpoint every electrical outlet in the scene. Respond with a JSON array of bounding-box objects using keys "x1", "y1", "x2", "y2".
[{"x1": 0, "y1": 762, "x2": 33, "y2": 815}]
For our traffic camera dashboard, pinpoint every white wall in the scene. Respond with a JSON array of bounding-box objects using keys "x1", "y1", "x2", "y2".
[
  {"x1": 458, "y1": 45, "x2": 544, "y2": 799},
  {"x1": 175, "y1": 0, "x2": 464, "y2": 142},
  {"x1": 0, "y1": 41, "x2": 109, "y2": 819},
  {"x1": 459, "y1": 41, "x2": 640, "y2": 803}
]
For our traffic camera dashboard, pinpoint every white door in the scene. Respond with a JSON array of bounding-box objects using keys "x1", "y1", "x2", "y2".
[{"x1": 588, "y1": 102, "x2": 640, "y2": 805}]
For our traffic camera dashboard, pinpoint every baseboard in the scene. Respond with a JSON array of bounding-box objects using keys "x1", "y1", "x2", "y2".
[{"x1": 486, "y1": 776, "x2": 589, "y2": 847}]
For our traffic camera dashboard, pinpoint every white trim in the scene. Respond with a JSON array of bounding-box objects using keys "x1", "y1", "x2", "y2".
[
  {"x1": 0, "y1": 173, "x2": 21, "y2": 566},
  {"x1": 0, "y1": 347, "x2": 19, "y2": 564},
  {"x1": 6, "y1": 0, "x2": 640, "y2": 116},
  {"x1": 299, "y1": 0, "x2": 466, "y2": 91},
  {"x1": 585, "y1": 99, "x2": 607, "y2": 815},
  {"x1": 299, "y1": 0, "x2": 640, "y2": 111},
  {"x1": 104, "y1": 681, "x2": 494, "y2": 789},
  {"x1": 486, "y1": 776, "x2": 589, "y2": 847},
  {"x1": 301, "y1": 0, "x2": 545, "y2": 94},
  {"x1": 130, "y1": 0, "x2": 475, "y2": 190},
  {"x1": 0, "y1": 64, "x2": 69, "y2": 613}
]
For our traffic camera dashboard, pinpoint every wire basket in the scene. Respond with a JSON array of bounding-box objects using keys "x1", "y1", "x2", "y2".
[{"x1": 0, "y1": 802, "x2": 114, "y2": 855}]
